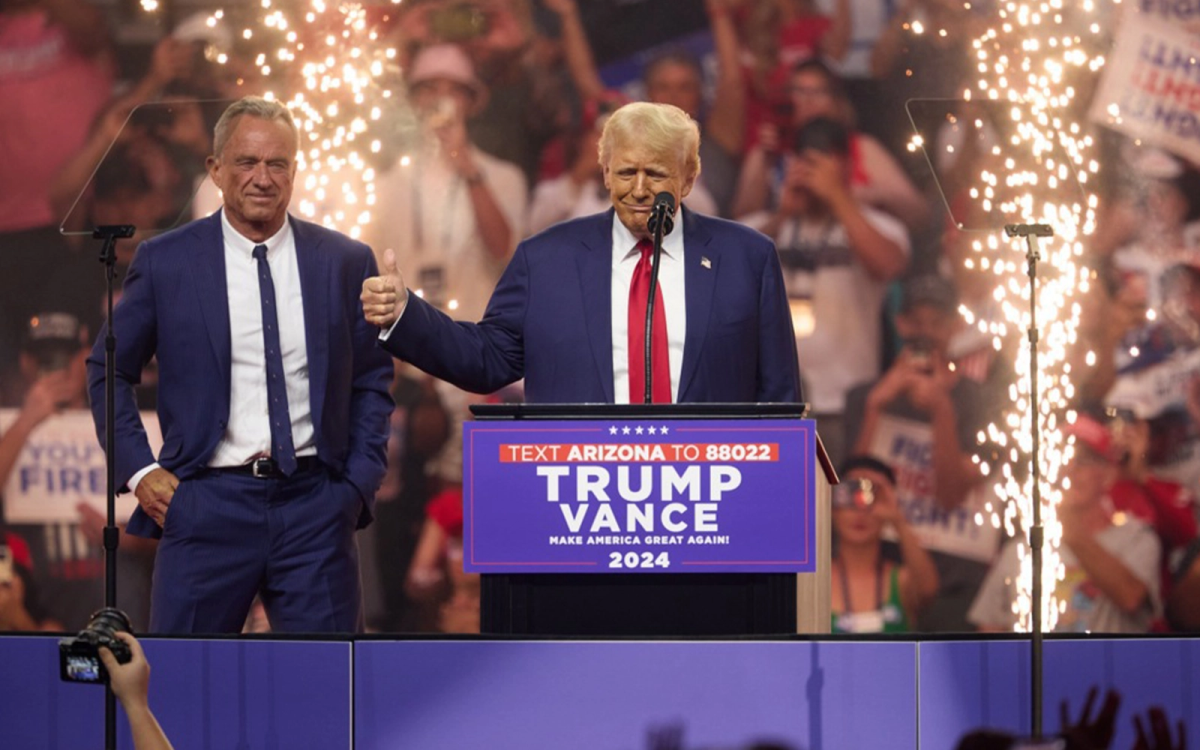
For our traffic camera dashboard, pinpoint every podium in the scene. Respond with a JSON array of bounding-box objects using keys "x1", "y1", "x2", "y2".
[{"x1": 467, "y1": 403, "x2": 836, "y2": 637}]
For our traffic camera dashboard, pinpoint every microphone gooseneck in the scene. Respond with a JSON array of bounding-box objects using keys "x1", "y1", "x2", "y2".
[{"x1": 643, "y1": 192, "x2": 675, "y2": 403}]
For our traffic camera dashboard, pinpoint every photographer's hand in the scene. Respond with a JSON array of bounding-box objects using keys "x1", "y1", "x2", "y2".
[
  {"x1": 135, "y1": 468, "x2": 180, "y2": 528},
  {"x1": 100, "y1": 632, "x2": 175, "y2": 750},
  {"x1": 99, "y1": 632, "x2": 149, "y2": 709}
]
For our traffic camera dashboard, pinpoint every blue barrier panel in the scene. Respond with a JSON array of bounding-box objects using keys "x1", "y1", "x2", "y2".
[
  {"x1": 356, "y1": 640, "x2": 917, "y2": 750},
  {"x1": 918, "y1": 640, "x2": 1030, "y2": 749},
  {"x1": 919, "y1": 639, "x2": 1200, "y2": 749},
  {"x1": 1044, "y1": 639, "x2": 1200, "y2": 749},
  {"x1": 0, "y1": 636, "x2": 351, "y2": 750},
  {"x1": 0, "y1": 636, "x2": 103, "y2": 750}
]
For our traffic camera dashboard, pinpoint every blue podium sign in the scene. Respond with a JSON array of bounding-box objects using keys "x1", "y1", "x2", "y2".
[{"x1": 462, "y1": 418, "x2": 817, "y2": 574}]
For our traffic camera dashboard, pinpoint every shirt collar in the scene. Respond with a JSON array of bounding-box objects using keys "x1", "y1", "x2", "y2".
[
  {"x1": 612, "y1": 207, "x2": 683, "y2": 262},
  {"x1": 220, "y1": 209, "x2": 293, "y2": 259}
]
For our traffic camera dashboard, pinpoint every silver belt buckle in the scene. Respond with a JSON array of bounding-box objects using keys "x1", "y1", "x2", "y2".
[{"x1": 251, "y1": 457, "x2": 274, "y2": 478}]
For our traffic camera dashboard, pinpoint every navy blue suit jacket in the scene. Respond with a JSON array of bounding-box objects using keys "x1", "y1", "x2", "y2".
[
  {"x1": 382, "y1": 209, "x2": 801, "y2": 403},
  {"x1": 87, "y1": 211, "x2": 394, "y2": 538}
]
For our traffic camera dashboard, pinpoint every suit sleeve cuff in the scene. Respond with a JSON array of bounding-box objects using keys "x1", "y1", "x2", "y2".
[
  {"x1": 377, "y1": 293, "x2": 410, "y2": 342},
  {"x1": 128, "y1": 463, "x2": 161, "y2": 495}
]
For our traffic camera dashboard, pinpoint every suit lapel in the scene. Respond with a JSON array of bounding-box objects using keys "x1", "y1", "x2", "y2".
[
  {"x1": 577, "y1": 210, "x2": 615, "y2": 403},
  {"x1": 678, "y1": 208, "x2": 716, "y2": 402},
  {"x1": 291, "y1": 217, "x2": 329, "y2": 436},
  {"x1": 194, "y1": 211, "x2": 231, "y2": 385}
]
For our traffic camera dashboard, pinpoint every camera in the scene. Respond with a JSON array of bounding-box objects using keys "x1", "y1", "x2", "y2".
[
  {"x1": 906, "y1": 336, "x2": 936, "y2": 373},
  {"x1": 430, "y1": 3, "x2": 489, "y2": 42},
  {"x1": 832, "y1": 477, "x2": 876, "y2": 510},
  {"x1": 59, "y1": 608, "x2": 133, "y2": 685}
]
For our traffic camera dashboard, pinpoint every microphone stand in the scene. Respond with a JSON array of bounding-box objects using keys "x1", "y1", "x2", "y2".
[
  {"x1": 1004, "y1": 221, "x2": 1052, "y2": 738},
  {"x1": 94, "y1": 224, "x2": 135, "y2": 750},
  {"x1": 643, "y1": 206, "x2": 670, "y2": 404}
]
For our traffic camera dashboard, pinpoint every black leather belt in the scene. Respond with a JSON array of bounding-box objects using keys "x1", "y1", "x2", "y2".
[{"x1": 217, "y1": 456, "x2": 322, "y2": 479}]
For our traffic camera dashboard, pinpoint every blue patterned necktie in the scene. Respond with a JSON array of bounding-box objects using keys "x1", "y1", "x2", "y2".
[{"x1": 253, "y1": 244, "x2": 297, "y2": 475}]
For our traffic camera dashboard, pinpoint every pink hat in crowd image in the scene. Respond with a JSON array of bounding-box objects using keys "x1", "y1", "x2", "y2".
[{"x1": 406, "y1": 43, "x2": 486, "y2": 102}]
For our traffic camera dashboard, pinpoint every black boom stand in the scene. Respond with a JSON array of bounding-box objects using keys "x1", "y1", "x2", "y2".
[
  {"x1": 1004, "y1": 221, "x2": 1053, "y2": 738},
  {"x1": 94, "y1": 224, "x2": 135, "y2": 750}
]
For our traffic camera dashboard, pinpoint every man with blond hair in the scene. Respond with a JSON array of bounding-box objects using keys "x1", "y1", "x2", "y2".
[
  {"x1": 362, "y1": 101, "x2": 800, "y2": 404},
  {"x1": 88, "y1": 96, "x2": 394, "y2": 634}
]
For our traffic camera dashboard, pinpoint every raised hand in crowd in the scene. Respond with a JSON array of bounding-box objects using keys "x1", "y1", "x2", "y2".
[
  {"x1": 905, "y1": 350, "x2": 959, "y2": 414},
  {"x1": 427, "y1": 98, "x2": 478, "y2": 181},
  {"x1": 0, "y1": 332, "x2": 88, "y2": 495},
  {"x1": 862, "y1": 349, "x2": 937, "y2": 415},
  {"x1": 793, "y1": 148, "x2": 852, "y2": 209},
  {"x1": 99, "y1": 632, "x2": 174, "y2": 750},
  {"x1": 146, "y1": 36, "x2": 196, "y2": 92},
  {"x1": 1133, "y1": 707, "x2": 1186, "y2": 750},
  {"x1": 20, "y1": 367, "x2": 84, "y2": 427},
  {"x1": 1059, "y1": 686, "x2": 1121, "y2": 750}
]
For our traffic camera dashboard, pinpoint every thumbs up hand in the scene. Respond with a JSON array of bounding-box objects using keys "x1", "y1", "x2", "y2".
[{"x1": 361, "y1": 248, "x2": 408, "y2": 330}]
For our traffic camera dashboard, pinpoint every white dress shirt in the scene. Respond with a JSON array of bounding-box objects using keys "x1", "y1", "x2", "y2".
[
  {"x1": 611, "y1": 214, "x2": 686, "y2": 404},
  {"x1": 129, "y1": 211, "x2": 316, "y2": 492}
]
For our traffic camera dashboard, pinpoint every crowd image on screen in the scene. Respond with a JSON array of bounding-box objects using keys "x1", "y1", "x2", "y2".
[{"x1": 3, "y1": 0, "x2": 1200, "y2": 639}]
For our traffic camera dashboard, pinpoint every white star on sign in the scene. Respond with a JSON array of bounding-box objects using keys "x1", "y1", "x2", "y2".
[
  {"x1": 635, "y1": 426, "x2": 644, "y2": 435},
  {"x1": 647, "y1": 426, "x2": 657, "y2": 435},
  {"x1": 660, "y1": 426, "x2": 670, "y2": 434},
  {"x1": 622, "y1": 426, "x2": 631, "y2": 435},
  {"x1": 609, "y1": 426, "x2": 618, "y2": 435}
]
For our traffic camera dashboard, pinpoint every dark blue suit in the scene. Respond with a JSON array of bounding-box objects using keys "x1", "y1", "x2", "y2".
[
  {"x1": 87, "y1": 210, "x2": 393, "y2": 633},
  {"x1": 382, "y1": 209, "x2": 801, "y2": 403}
]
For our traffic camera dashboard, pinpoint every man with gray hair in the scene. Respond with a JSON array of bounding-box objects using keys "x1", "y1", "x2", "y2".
[
  {"x1": 362, "y1": 101, "x2": 800, "y2": 405},
  {"x1": 87, "y1": 96, "x2": 394, "y2": 634}
]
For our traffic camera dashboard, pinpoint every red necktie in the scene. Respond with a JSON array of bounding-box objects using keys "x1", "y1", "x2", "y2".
[{"x1": 628, "y1": 238, "x2": 671, "y2": 404}]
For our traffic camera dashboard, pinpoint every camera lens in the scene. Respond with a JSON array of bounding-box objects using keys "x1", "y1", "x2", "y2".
[
  {"x1": 84, "y1": 608, "x2": 133, "y2": 642},
  {"x1": 832, "y1": 478, "x2": 875, "y2": 509},
  {"x1": 59, "y1": 607, "x2": 133, "y2": 684}
]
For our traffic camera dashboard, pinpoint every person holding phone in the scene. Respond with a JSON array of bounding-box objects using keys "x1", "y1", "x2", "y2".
[
  {"x1": 740, "y1": 115, "x2": 909, "y2": 466},
  {"x1": 830, "y1": 455, "x2": 938, "y2": 633},
  {"x1": 371, "y1": 43, "x2": 527, "y2": 324},
  {"x1": 0, "y1": 312, "x2": 97, "y2": 630},
  {"x1": 844, "y1": 274, "x2": 995, "y2": 632}
]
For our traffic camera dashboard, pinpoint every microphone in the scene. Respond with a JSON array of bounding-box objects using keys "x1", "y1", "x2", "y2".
[
  {"x1": 641, "y1": 191, "x2": 675, "y2": 404},
  {"x1": 647, "y1": 192, "x2": 676, "y2": 237}
]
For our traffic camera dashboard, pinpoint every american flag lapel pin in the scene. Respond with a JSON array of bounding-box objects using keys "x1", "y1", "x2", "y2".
[{"x1": 700, "y1": 256, "x2": 712, "y2": 269}]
